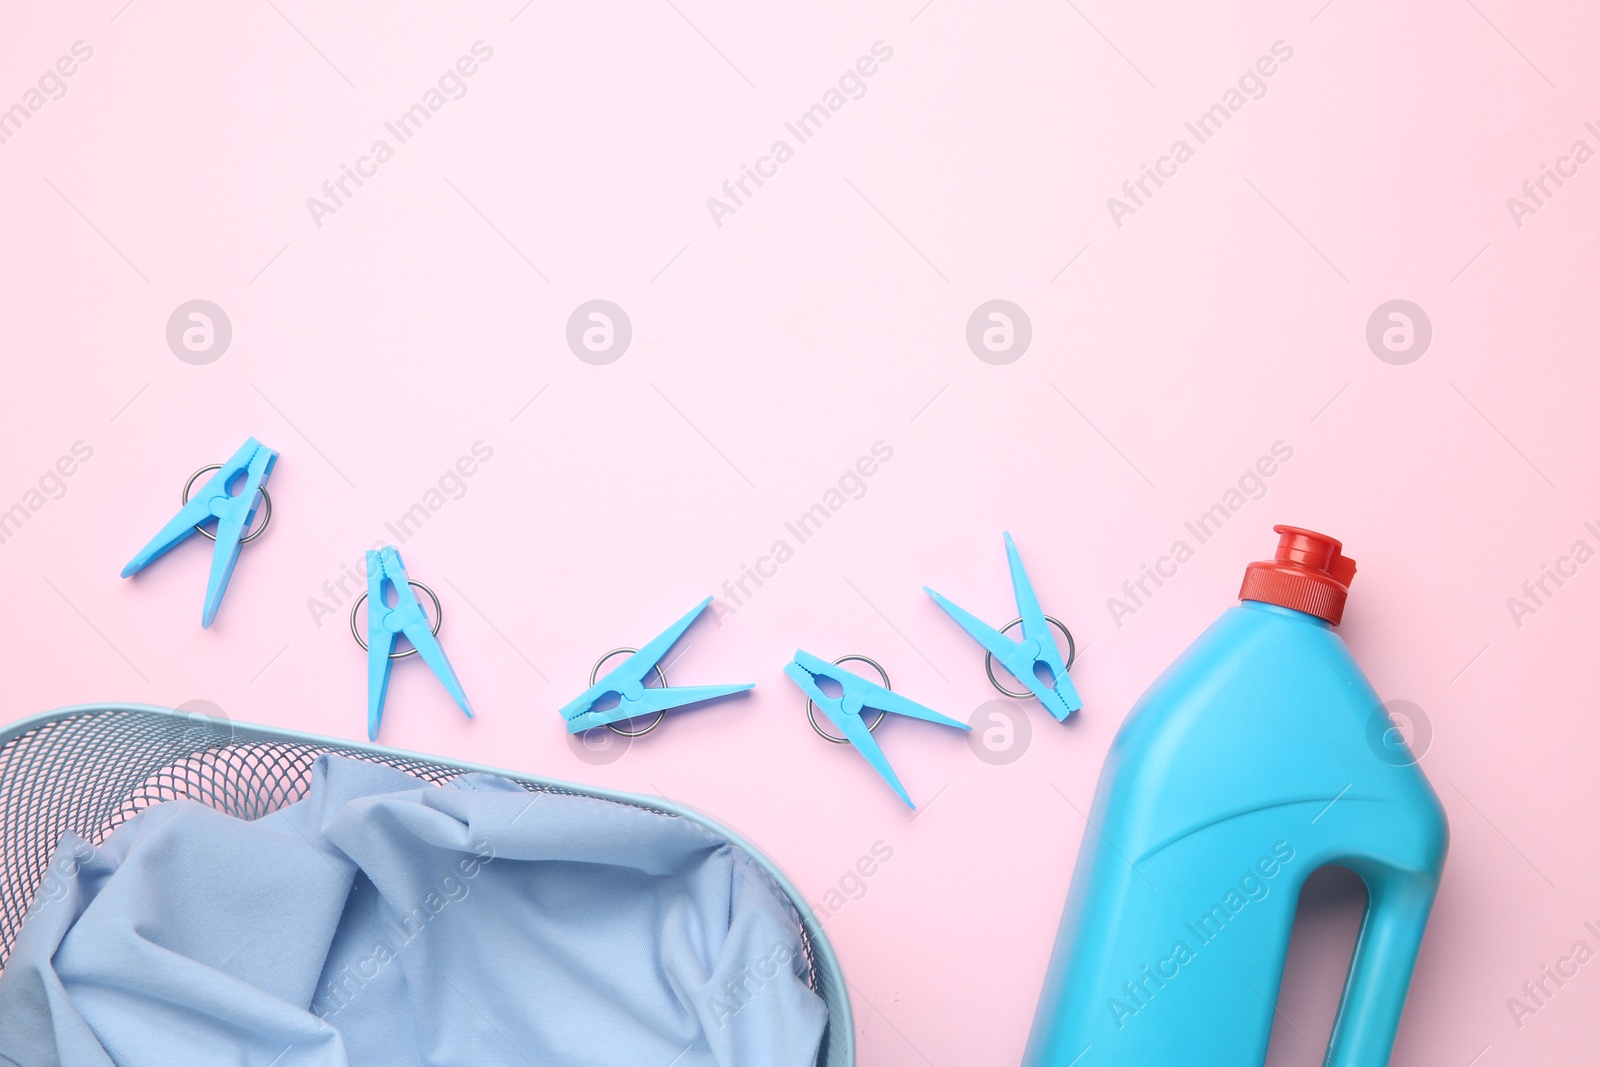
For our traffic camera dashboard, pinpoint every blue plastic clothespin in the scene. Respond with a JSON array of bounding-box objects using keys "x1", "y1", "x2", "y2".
[
  {"x1": 558, "y1": 597, "x2": 753, "y2": 733},
  {"x1": 924, "y1": 531, "x2": 1081, "y2": 720},
  {"x1": 783, "y1": 649, "x2": 970, "y2": 809},
  {"x1": 121, "y1": 437, "x2": 278, "y2": 628},
  {"x1": 365, "y1": 546, "x2": 472, "y2": 740}
]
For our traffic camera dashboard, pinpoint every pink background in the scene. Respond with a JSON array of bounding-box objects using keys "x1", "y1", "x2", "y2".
[{"x1": 2, "y1": 0, "x2": 1598, "y2": 1062}]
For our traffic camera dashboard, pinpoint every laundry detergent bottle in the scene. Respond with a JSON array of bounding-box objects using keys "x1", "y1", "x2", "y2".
[{"x1": 1023, "y1": 526, "x2": 1447, "y2": 1067}]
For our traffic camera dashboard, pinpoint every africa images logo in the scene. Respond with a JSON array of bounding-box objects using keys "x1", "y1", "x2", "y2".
[{"x1": 1107, "y1": 841, "x2": 1296, "y2": 1030}]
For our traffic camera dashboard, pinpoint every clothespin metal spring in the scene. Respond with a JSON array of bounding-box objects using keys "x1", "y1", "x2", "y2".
[
  {"x1": 586, "y1": 649, "x2": 669, "y2": 737},
  {"x1": 805, "y1": 655, "x2": 888, "y2": 743},
  {"x1": 182, "y1": 464, "x2": 271, "y2": 543},
  {"x1": 985, "y1": 615, "x2": 1075, "y2": 699},
  {"x1": 349, "y1": 581, "x2": 442, "y2": 658}
]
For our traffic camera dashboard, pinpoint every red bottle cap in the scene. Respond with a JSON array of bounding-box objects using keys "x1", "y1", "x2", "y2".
[{"x1": 1238, "y1": 525, "x2": 1357, "y2": 625}]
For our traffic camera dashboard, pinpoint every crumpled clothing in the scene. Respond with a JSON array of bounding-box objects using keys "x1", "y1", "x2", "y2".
[{"x1": 0, "y1": 755, "x2": 826, "y2": 1067}]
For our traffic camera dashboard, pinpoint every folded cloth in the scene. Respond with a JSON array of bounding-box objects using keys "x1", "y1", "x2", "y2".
[{"x1": 0, "y1": 756, "x2": 827, "y2": 1067}]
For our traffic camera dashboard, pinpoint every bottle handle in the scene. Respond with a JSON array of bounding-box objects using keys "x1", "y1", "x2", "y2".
[{"x1": 1324, "y1": 867, "x2": 1439, "y2": 1067}]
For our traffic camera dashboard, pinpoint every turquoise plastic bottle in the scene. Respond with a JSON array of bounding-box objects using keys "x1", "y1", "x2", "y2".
[{"x1": 1023, "y1": 527, "x2": 1447, "y2": 1066}]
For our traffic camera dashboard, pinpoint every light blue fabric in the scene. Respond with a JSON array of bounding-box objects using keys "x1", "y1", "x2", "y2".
[{"x1": 0, "y1": 756, "x2": 827, "y2": 1067}]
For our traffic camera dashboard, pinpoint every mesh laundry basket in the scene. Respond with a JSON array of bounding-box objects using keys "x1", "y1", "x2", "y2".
[{"x1": 0, "y1": 704, "x2": 853, "y2": 1066}]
